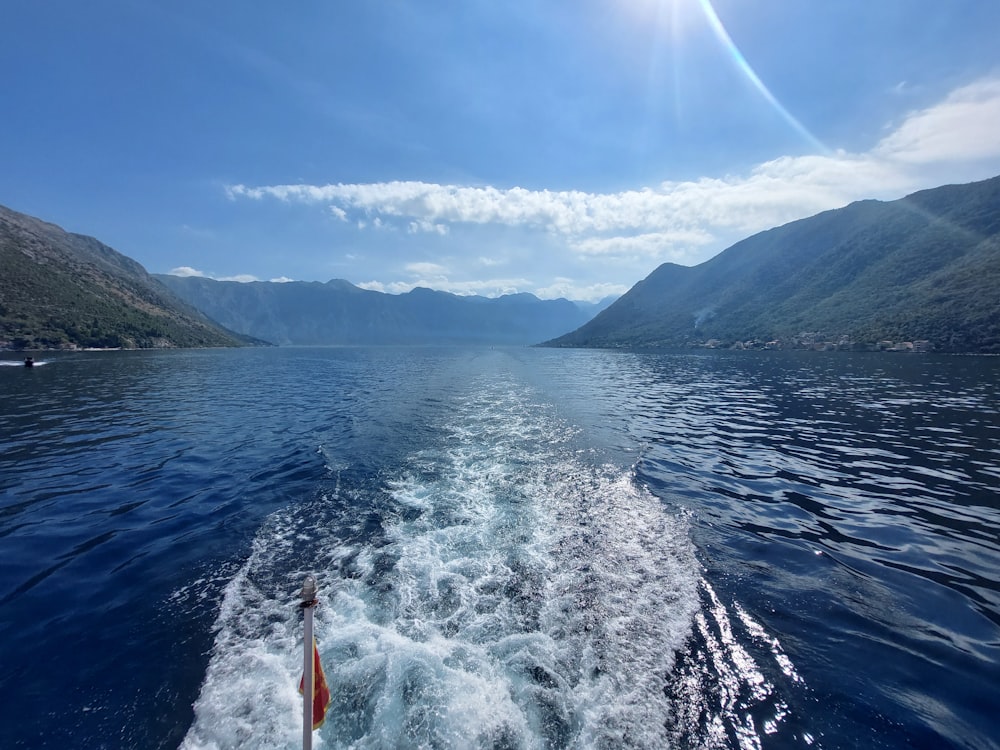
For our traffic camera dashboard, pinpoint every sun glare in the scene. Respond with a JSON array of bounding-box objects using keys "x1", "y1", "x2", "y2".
[
  {"x1": 617, "y1": 0, "x2": 698, "y2": 36},
  {"x1": 694, "y1": 0, "x2": 828, "y2": 153},
  {"x1": 617, "y1": 0, "x2": 828, "y2": 154}
]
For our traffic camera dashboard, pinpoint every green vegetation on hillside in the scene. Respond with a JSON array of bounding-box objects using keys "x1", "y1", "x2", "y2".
[
  {"x1": 0, "y1": 206, "x2": 250, "y2": 349},
  {"x1": 547, "y1": 176, "x2": 1000, "y2": 353}
]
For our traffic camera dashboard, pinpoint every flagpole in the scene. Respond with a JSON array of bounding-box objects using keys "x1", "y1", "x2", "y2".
[{"x1": 299, "y1": 575, "x2": 318, "y2": 750}]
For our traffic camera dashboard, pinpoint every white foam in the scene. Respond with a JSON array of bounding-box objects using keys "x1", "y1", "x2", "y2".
[
  {"x1": 181, "y1": 527, "x2": 313, "y2": 750},
  {"x1": 182, "y1": 372, "x2": 703, "y2": 748}
]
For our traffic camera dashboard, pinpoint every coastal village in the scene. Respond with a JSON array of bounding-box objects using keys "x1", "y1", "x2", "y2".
[{"x1": 701, "y1": 333, "x2": 934, "y2": 352}]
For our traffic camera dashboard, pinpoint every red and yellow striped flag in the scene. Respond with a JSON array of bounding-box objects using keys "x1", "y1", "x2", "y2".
[{"x1": 298, "y1": 638, "x2": 331, "y2": 729}]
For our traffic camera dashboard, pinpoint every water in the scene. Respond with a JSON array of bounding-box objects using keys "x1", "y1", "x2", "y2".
[{"x1": 0, "y1": 347, "x2": 997, "y2": 749}]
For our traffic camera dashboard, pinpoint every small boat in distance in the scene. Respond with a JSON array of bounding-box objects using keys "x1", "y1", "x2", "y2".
[{"x1": 24, "y1": 357, "x2": 34, "y2": 368}]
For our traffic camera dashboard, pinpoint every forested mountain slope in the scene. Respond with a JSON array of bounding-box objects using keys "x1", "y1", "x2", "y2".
[
  {"x1": 546, "y1": 176, "x2": 1000, "y2": 353},
  {"x1": 0, "y1": 205, "x2": 251, "y2": 349}
]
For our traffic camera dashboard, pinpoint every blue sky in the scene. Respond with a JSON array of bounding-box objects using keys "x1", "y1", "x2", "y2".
[{"x1": 3, "y1": 0, "x2": 1000, "y2": 301}]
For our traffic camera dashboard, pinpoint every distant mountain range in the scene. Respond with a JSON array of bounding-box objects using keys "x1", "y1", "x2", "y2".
[
  {"x1": 4, "y1": 175, "x2": 998, "y2": 353},
  {"x1": 155, "y1": 275, "x2": 613, "y2": 346},
  {"x1": 0, "y1": 200, "x2": 611, "y2": 349},
  {"x1": 546, "y1": 176, "x2": 1000, "y2": 353},
  {"x1": 0, "y1": 205, "x2": 253, "y2": 349}
]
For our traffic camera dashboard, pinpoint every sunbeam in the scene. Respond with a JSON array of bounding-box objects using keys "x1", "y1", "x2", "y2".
[{"x1": 696, "y1": 0, "x2": 829, "y2": 154}]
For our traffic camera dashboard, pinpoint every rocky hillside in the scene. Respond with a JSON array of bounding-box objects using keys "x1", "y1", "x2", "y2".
[{"x1": 0, "y1": 205, "x2": 253, "y2": 349}]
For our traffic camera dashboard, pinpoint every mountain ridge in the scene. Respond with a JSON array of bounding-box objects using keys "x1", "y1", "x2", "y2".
[
  {"x1": 0, "y1": 204, "x2": 255, "y2": 349},
  {"x1": 545, "y1": 176, "x2": 1000, "y2": 353},
  {"x1": 155, "y1": 274, "x2": 608, "y2": 346},
  {"x1": 5, "y1": 175, "x2": 998, "y2": 353}
]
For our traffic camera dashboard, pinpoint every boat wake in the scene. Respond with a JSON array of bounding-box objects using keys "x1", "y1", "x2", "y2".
[{"x1": 180, "y1": 372, "x2": 803, "y2": 749}]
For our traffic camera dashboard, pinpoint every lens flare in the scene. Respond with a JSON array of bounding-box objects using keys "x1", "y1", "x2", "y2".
[{"x1": 696, "y1": 0, "x2": 828, "y2": 153}]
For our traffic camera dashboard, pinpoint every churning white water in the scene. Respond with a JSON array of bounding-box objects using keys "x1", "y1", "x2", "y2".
[{"x1": 181, "y1": 373, "x2": 704, "y2": 749}]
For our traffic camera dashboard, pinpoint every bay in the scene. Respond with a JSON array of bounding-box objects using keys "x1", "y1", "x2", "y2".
[{"x1": 0, "y1": 347, "x2": 997, "y2": 749}]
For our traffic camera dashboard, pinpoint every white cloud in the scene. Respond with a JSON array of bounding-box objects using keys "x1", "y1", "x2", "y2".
[
  {"x1": 329, "y1": 205, "x2": 348, "y2": 221},
  {"x1": 169, "y1": 266, "x2": 207, "y2": 277},
  {"x1": 875, "y1": 78, "x2": 1000, "y2": 164},
  {"x1": 361, "y1": 275, "x2": 535, "y2": 297},
  {"x1": 269, "y1": 276, "x2": 296, "y2": 283},
  {"x1": 423, "y1": 277, "x2": 535, "y2": 296},
  {"x1": 167, "y1": 267, "x2": 262, "y2": 283},
  {"x1": 226, "y1": 172, "x2": 866, "y2": 240},
  {"x1": 534, "y1": 278, "x2": 629, "y2": 302},
  {"x1": 407, "y1": 219, "x2": 449, "y2": 235},
  {"x1": 405, "y1": 262, "x2": 448, "y2": 276},
  {"x1": 571, "y1": 229, "x2": 715, "y2": 259},
  {"x1": 217, "y1": 274, "x2": 260, "y2": 283},
  {"x1": 227, "y1": 75, "x2": 1000, "y2": 270}
]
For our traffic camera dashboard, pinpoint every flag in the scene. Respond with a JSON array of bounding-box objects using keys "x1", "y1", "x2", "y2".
[{"x1": 298, "y1": 638, "x2": 331, "y2": 730}]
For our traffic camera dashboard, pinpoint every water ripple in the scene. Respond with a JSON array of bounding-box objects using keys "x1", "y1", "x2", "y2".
[{"x1": 614, "y1": 351, "x2": 1000, "y2": 748}]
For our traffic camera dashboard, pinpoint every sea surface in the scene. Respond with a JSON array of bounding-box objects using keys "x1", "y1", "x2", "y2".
[{"x1": 0, "y1": 346, "x2": 997, "y2": 750}]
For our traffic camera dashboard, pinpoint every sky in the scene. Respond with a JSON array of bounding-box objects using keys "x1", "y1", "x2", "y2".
[{"x1": 3, "y1": 0, "x2": 1000, "y2": 302}]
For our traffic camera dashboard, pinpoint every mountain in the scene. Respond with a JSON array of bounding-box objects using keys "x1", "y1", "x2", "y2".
[
  {"x1": 155, "y1": 275, "x2": 601, "y2": 346},
  {"x1": 546, "y1": 176, "x2": 1000, "y2": 353},
  {"x1": 571, "y1": 295, "x2": 619, "y2": 320},
  {"x1": 0, "y1": 205, "x2": 254, "y2": 349}
]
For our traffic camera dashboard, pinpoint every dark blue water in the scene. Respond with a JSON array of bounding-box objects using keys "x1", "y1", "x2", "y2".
[{"x1": 0, "y1": 348, "x2": 997, "y2": 749}]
